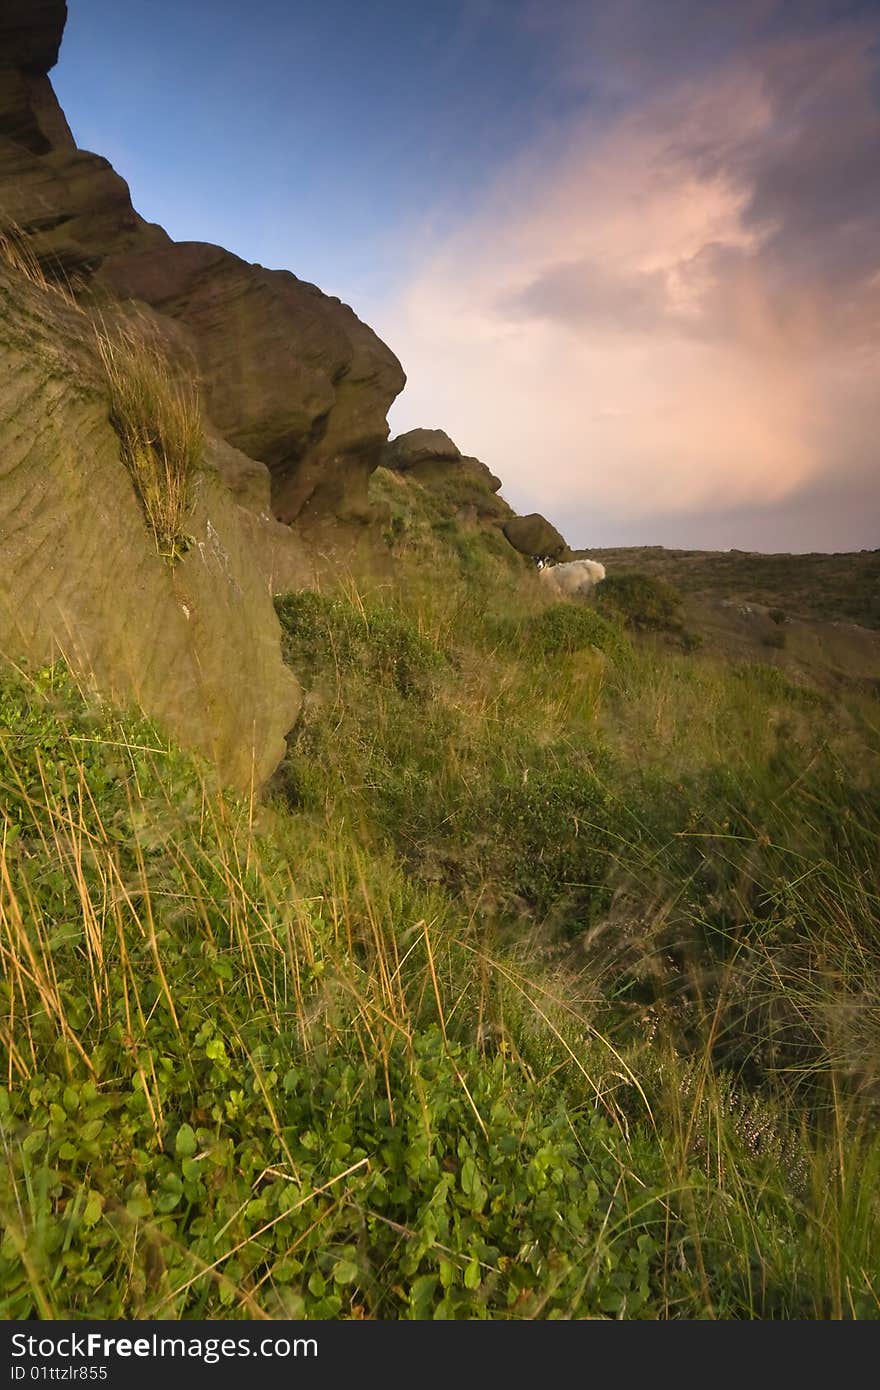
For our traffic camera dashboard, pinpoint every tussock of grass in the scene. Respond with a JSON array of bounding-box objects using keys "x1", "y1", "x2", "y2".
[
  {"x1": 1, "y1": 220, "x2": 201, "y2": 562},
  {"x1": 94, "y1": 320, "x2": 203, "y2": 561},
  {"x1": 0, "y1": 219, "x2": 79, "y2": 308}
]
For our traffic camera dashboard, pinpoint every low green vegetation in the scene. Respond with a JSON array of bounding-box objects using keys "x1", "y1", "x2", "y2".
[
  {"x1": 1, "y1": 542, "x2": 879, "y2": 1318},
  {"x1": 596, "y1": 571, "x2": 684, "y2": 633},
  {"x1": 495, "y1": 601, "x2": 632, "y2": 665},
  {"x1": 369, "y1": 465, "x2": 517, "y2": 582}
]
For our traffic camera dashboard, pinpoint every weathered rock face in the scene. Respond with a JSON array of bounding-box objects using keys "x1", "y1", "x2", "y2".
[
  {"x1": 0, "y1": 263, "x2": 306, "y2": 790},
  {"x1": 99, "y1": 242, "x2": 404, "y2": 524},
  {"x1": 502, "y1": 513, "x2": 570, "y2": 561},
  {"x1": 0, "y1": 3, "x2": 169, "y2": 269},
  {"x1": 0, "y1": 0, "x2": 411, "y2": 788},
  {"x1": 0, "y1": 0, "x2": 405, "y2": 524},
  {"x1": 383, "y1": 433, "x2": 503, "y2": 505},
  {"x1": 385, "y1": 428, "x2": 462, "y2": 470},
  {"x1": 0, "y1": 1, "x2": 67, "y2": 74}
]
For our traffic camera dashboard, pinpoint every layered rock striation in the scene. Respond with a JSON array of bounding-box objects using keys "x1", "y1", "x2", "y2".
[
  {"x1": 0, "y1": 258, "x2": 304, "y2": 791},
  {"x1": 0, "y1": 2, "x2": 573, "y2": 787},
  {"x1": 0, "y1": 2, "x2": 315, "y2": 787}
]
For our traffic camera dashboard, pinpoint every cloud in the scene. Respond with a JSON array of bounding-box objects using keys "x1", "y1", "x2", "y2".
[{"x1": 381, "y1": 3, "x2": 880, "y2": 550}]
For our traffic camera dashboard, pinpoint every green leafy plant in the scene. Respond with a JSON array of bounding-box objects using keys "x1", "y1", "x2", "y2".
[{"x1": 525, "y1": 603, "x2": 631, "y2": 663}]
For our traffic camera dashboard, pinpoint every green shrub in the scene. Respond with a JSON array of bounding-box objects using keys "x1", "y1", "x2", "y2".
[
  {"x1": 530, "y1": 603, "x2": 630, "y2": 661},
  {"x1": 597, "y1": 572, "x2": 683, "y2": 632},
  {"x1": 95, "y1": 320, "x2": 203, "y2": 561},
  {"x1": 730, "y1": 661, "x2": 825, "y2": 706},
  {"x1": 492, "y1": 603, "x2": 630, "y2": 665},
  {"x1": 484, "y1": 759, "x2": 612, "y2": 923},
  {"x1": 679, "y1": 629, "x2": 704, "y2": 654},
  {"x1": 275, "y1": 590, "x2": 445, "y2": 698}
]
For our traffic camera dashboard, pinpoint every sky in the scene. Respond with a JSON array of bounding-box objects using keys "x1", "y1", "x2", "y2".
[{"x1": 54, "y1": 0, "x2": 880, "y2": 553}]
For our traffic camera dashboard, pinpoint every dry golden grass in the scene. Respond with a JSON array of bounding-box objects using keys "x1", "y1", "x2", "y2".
[
  {"x1": 1, "y1": 220, "x2": 201, "y2": 562},
  {"x1": 94, "y1": 320, "x2": 204, "y2": 560}
]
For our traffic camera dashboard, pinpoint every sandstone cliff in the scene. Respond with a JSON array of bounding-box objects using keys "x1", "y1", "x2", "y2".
[
  {"x1": 0, "y1": 2, "x2": 315, "y2": 787},
  {"x1": 0, "y1": 0, "x2": 405, "y2": 526},
  {"x1": 0, "y1": 256, "x2": 304, "y2": 791},
  {"x1": 0, "y1": 1, "x2": 566, "y2": 789}
]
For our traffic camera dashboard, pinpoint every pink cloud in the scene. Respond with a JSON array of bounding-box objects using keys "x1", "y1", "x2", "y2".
[{"x1": 379, "y1": 18, "x2": 879, "y2": 548}]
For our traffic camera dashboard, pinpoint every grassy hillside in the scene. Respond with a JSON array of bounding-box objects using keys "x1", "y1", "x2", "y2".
[{"x1": 1, "y1": 514, "x2": 879, "y2": 1319}]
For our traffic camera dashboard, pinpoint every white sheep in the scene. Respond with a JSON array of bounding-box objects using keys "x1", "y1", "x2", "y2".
[{"x1": 538, "y1": 558, "x2": 606, "y2": 599}]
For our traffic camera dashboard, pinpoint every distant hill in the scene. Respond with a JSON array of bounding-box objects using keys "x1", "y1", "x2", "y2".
[
  {"x1": 572, "y1": 546, "x2": 880, "y2": 698},
  {"x1": 580, "y1": 546, "x2": 880, "y2": 630}
]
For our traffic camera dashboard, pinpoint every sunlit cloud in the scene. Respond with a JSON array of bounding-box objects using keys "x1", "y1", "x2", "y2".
[{"x1": 382, "y1": 8, "x2": 880, "y2": 549}]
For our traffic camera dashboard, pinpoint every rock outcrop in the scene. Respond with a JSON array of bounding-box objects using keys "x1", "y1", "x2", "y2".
[
  {"x1": 0, "y1": 0, "x2": 405, "y2": 526},
  {"x1": 99, "y1": 243, "x2": 405, "y2": 525},
  {"x1": 0, "y1": 1, "x2": 576, "y2": 789},
  {"x1": 502, "y1": 513, "x2": 570, "y2": 561},
  {"x1": 382, "y1": 427, "x2": 508, "y2": 527},
  {"x1": 0, "y1": 2, "x2": 332, "y2": 788},
  {"x1": 379, "y1": 429, "x2": 574, "y2": 557},
  {"x1": 384, "y1": 428, "x2": 502, "y2": 492},
  {"x1": 0, "y1": 4, "x2": 169, "y2": 269},
  {"x1": 0, "y1": 262, "x2": 305, "y2": 790},
  {"x1": 0, "y1": 1, "x2": 67, "y2": 74},
  {"x1": 385, "y1": 428, "x2": 462, "y2": 471}
]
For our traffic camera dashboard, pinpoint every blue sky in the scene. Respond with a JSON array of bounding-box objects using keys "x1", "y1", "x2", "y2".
[
  {"x1": 55, "y1": 0, "x2": 559, "y2": 303},
  {"x1": 54, "y1": 0, "x2": 880, "y2": 552}
]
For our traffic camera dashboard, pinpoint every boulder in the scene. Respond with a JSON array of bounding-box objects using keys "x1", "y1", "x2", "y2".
[
  {"x1": 502, "y1": 513, "x2": 570, "y2": 560},
  {"x1": 0, "y1": 262, "x2": 307, "y2": 791},
  {"x1": 99, "y1": 242, "x2": 404, "y2": 525},
  {"x1": 385, "y1": 428, "x2": 461, "y2": 470},
  {"x1": 383, "y1": 429, "x2": 505, "y2": 510}
]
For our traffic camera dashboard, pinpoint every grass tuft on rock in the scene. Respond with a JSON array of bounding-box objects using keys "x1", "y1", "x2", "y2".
[
  {"x1": 94, "y1": 320, "x2": 203, "y2": 561},
  {"x1": 0, "y1": 218, "x2": 79, "y2": 307}
]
